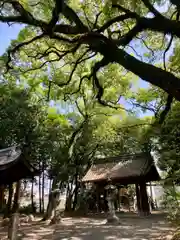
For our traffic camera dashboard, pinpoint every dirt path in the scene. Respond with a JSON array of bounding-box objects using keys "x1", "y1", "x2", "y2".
[{"x1": 0, "y1": 213, "x2": 175, "y2": 239}]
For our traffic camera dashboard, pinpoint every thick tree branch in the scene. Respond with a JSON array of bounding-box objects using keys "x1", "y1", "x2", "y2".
[
  {"x1": 63, "y1": 3, "x2": 88, "y2": 31},
  {"x1": 54, "y1": 24, "x2": 85, "y2": 34},
  {"x1": 116, "y1": 24, "x2": 143, "y2": 46},
  {"x1": 141, "y1": 0, "x2": 161, "y2": 16},
  {"x1": 92, "y1": 58, "x2": 112, "y2": 106},
  {"x1": 76, "y1": 32, "x2": 180, "y2": 102},
  {"x1": 159, "y1": 95, "x2": 173, "y2": 124},
  {"x1": 95, "y1": 41, "x2": 180, "y2": 101},
  {"x1": 48, "y1": 0, "x2": 64, "y2": 31},
  {"x1": 97, "y1": 14, "x2": 132, "y2": 33},
  {"x1": 9, "y1": 0, "x2": 47, "y2": 29},
  {"x1": 91, "y1": 58, "x2": 128, "y2": 110}
]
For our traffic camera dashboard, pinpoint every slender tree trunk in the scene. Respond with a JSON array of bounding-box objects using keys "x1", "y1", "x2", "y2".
[
  {"x1": 72, "y1": 174, "x2": 80, "y2": 211},
  {"x1": 38, "y1": 174, "x2": 42, "y2": 213},
  {"x1": 31, "y1": 178, "x2": 35, "y2": 213},
  {"x1": 42, "y1": 177, "x2": 58, "y2": 221},
  {"x1": 49, "y1": 179, "x2": 52, "y2": 195},
  {"x1": 65, "y1": 181, "x2": 73, "y2": 212},
  {"x1": 4, "y1": 184, "x2": 13, "y2": 218},
  {"x1": 12, "y1": 181, "x2": 21, "y2": 213},
  {"x1": 0, "y1": 186, "x2": 5, "y2": 210},
  {"x1": 72, "y1": 163, "x2": 80, "y2": 211},
  {"x1": 42, "y1": 166, "x2": 45, "y2": 213},
  {"x1": 135, "y1": 184, "x2": 141, "y2": 214}
]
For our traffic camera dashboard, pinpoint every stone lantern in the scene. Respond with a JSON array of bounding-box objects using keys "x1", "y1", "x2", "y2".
[{"x1": 105, "y1": 179, "x2": 119, "y2": 224}]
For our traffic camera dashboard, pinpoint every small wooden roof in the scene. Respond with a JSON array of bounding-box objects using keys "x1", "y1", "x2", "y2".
[
  {"x1": 0, "y1": 146, "x2": 39, "y2": 185},
  {"x1": 82, "y1": 152, "x2": 160, "y2": 184}
]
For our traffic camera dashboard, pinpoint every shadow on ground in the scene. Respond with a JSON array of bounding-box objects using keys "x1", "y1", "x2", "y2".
[
  {"x1": 0, "y1": 212, "x2": 175, "y2": 240},
  {"x1": 53, "y1": 213, "x2": 174, "y2": 240}
]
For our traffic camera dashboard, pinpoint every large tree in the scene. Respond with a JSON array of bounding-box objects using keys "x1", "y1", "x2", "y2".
[{"x1": 0, "y1": 0, "x2": 180, "y2": 110}]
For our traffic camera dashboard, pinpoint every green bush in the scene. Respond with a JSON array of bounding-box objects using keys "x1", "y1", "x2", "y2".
[{"x1": 161, "y1": 185, "x2": 180, "y2": 225}]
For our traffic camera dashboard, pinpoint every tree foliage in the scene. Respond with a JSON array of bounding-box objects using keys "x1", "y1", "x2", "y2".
[{"x1": 0, "y1": 0, "x2": 180, "y2": 109}]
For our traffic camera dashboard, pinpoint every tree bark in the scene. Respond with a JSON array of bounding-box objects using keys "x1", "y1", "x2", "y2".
[
  {"x1": 65, "y1": 181, "x2": 74, "y2": 212},
  {"x1": 12, "y1": 181, "x2": 21, "y2": 214},
  {"x1": 42, "y1": 166, "x2": 45, "y2": 213},
  {"x1": 72, "y1": 167, "x2": 80, "y2": 211},
  {"x1": 4, "y1": 184, "x2": 13, "y2": 218},
  {"x1": 38, "y1": 174, "x2": 42, "y2": 213},
  {"x1": 0, "y1": 186, "x2": 5, "y2": 211},
  {"x1": 8, "y1": 181, "x2": 21, "y2": 240},
  {"x1": 31, "y1": 178, "x2": 35, "y2": 213},
  {"x1": 135, "y1": 184, "x2": 141, "y2": 214},
  {"x1": 139, "y1": 182, "x2": 150, "y2": 216},
  {"x1": 42, "y1": 177, "x2": 58, "y2": 221}
]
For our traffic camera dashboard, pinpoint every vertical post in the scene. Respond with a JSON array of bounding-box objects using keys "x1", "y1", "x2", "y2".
[
  {"x1": 149, "y1": 182, "x2": 155, "y2": 210},
  {"x1": 8, "y1": 180, "x2": 21, "y2": 240},
  {"x1": 139, "y1": 182, "x2": 150, "y2": 216},
  {"x1": 38, "y1": 174, "x2": 42, "y2": 213},
  {"x1": 42, "y1": 167, "x2": 45, "y2": 213},
  {"x1": 117, "y1": 186, "x2": 120, "y2": 211},
  {"x1": 96, "y1": 184, "x2": 101, "y2": 212},
  {"x1": 4, "y1": 184, "x2": 13, "y2": 218},
  {"x1": 0, "y1": 185, "x2": 5, "y2": 210},
  {"x1": 135, "y1": 184, "x2": 141, "y2": 214}
]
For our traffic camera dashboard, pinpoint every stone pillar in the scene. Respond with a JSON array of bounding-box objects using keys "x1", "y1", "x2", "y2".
[{"x1": 139, "y1": 182, "x2": 150, "y2": 216}]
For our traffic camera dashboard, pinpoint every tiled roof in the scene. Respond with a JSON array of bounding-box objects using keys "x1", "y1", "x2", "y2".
[
  {"x1": 0, "y1": 146, "x2": 21, "y2": 167},
  {"x1": 82, "y1": 152, "x2": 159, "y2": 183},
  {"x1": 0, "y1": 146, "x2": 39, "y2": 184}
]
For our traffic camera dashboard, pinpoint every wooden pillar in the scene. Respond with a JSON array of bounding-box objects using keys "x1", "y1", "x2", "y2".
[
  {"x1": 135, "y1": 184, "x2": 141, "y2": 214},
  {"x1": 0, "y1": 185, "x2": 5, "y2": 210},
  {"x1": 139, "y1": 182, "x2": 150, "y2": 216},
  {"x1": 95, "y1": 184, "x2": 101, "y2": 212},
  {"x1": 117, "y1": 186, "x2": 120, "y2": 211}
]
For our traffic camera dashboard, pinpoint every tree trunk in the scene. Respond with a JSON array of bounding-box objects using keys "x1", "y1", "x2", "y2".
[
  {"x1": 135, "y1": 184, "x2": 141, "y2": 214},
  {"x1": 0, "y1": 186, "x2": 5, "y2": 211},
  {"x1": 72, "y1": 186, "x2": 79, "y2": 211},
  {"x1": 4, "y1": 184, "x2": 13, "y2": 218},
  {"x1": 8, "y1": 181, "x2": 21, "y2": 240},
  {"x1": 42, "y1": 167, "x2": 45, "y2": 213},
  {"x1": 31, "y1": 178, "x2": 35, "y2": 213},
  {"x1": 42, "y1": 177, "x2": 58, "y2": 221},
  {"x1": 12, "y1": 181, "x2": 21, "y2": 213},
  {"x1": 38, "y1": 174, "x2": 42, "y2": 213},
  {"x1": 49, "y1": 179, "x2": 52, "y2": 195},
  {"x1": 72, "y1": 171, "x2": 79, "y2": 211},
  {"x1": 139, "y1": 182, "x2": 150, "y2": 216},
  {"x1": 65, "y1": 182, "x2": 73, "y2": 212}
]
